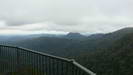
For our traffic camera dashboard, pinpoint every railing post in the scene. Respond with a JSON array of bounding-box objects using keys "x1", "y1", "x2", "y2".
[
  {"x1": 16, "y1": 48, "x2": 20, "y2": 72},
  {"x1": 0, "y1": 45, "x2": 1, "y2": 56}
]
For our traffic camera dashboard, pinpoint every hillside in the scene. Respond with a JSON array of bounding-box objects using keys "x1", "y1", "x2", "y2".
[
  {"x1": 3, "y1": 27, "x2": 133, "y2": 57},
  {"x1": 76, "y1": 28, "x2": 133, "y2": 75},
  {"x1": 1, "y1": 27, "x2": 133, "y2": 75},
  {"x1": 10, "y1": 32, "x2": 107, "y2": 57}
]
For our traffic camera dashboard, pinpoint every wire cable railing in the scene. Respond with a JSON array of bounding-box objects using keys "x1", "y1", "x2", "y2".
[{"x1": 0, "y1": 45, "x2": 96, "y2": 75}]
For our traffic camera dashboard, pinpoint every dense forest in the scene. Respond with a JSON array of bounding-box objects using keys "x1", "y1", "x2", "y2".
[{"x1": 0, "y1": 27, "x2": 133, "y2": 75}]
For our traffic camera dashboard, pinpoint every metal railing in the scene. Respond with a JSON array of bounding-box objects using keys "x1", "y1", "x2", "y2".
[{"x1": 0, "y1": 45, "x2": 96, "y2": 75}]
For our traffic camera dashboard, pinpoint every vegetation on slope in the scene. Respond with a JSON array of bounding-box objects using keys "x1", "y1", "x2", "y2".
[
  {"x1": 76, "y1": 32, "x2": 133, "y2": 75},
  {"x1": 1, "y1": 27, "x2": 133, "y2": 75}
]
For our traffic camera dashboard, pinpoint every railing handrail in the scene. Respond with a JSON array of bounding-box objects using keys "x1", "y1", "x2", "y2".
[
  {"x1": 0, "y1": 44, "x2": 96, "y2": 75},
  {"x1": 0, "y1": 45, "x2": 70, "y2": 62},
  {"x1": 71, "y1": 60, "x2": 96, "y2": 75}
]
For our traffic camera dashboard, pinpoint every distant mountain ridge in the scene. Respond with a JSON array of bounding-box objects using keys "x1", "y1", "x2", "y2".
[
  {"x1": 66, "y1": 32, "x2": 84, "y2": 37},
  {"x1": 1, "y1": 27, "x2": 133, "y2": 75}
]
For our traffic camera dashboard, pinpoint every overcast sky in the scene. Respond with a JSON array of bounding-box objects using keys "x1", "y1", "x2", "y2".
[{"x1": 0, "y1": 0, "x2": 133, "y2": 34}]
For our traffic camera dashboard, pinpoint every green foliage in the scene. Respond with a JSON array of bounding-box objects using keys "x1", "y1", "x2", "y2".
[{"x1": 75, "y1": 32, "x2": 133, "y2": 75}]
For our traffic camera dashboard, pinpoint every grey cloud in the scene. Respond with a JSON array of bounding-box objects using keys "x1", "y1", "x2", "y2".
[{"x1": 0, "y1": 0, "x2": 133, "y2": 33}]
